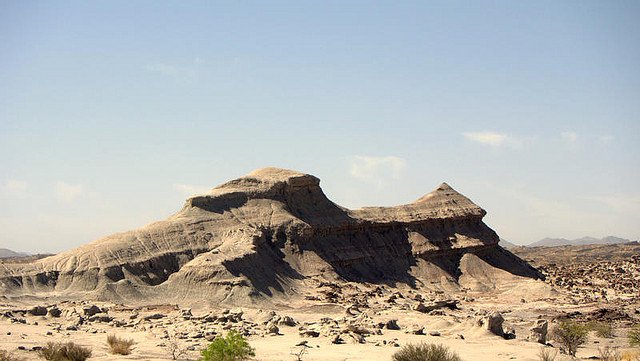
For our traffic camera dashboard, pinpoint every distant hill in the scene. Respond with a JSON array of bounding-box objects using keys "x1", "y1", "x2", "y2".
[
  {"x1": 499, "y1": 239, "x2": 519, "y2": 249},
  {"x1": 528, "y1": 236, "x2": 631, "y2": 247},
  {"x1": 0, "y1": 248, "x2": 29, "y2": 258}
]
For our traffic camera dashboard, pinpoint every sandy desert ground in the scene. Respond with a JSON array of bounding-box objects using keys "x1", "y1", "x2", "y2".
[
  {"x1": 2, "y1": 243, "x2": 639, "y2": 361},
  {"x1": 1, "y1": 170, "x2": 638, "y2": 360}
]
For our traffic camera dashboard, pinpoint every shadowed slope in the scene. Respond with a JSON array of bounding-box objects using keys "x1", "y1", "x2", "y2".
[{"x1": 0, "y1": 167, "x2": 543, "y2": 306}]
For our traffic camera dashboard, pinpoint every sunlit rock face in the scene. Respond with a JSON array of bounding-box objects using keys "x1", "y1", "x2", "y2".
[{"x1": 0, "y1": 167, "x2": 542, "y2": 306}]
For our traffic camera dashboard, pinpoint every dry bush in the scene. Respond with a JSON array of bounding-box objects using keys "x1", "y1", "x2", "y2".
[
  {"x1": 166, "y1": 331, "x2": 188, "y2": 361},
  {"x1": 38, "y1": 342, "x2": 92, "y2": 361},
  {"x1": 630, "y1": 325, "x2": 640, "y2": 347},
  {"x1": 552, "y1": 320, "x2": 589, "y2": 357},
  {"x1": 621, "y1": 349, "x2": 640, "y2": 361},
  {"x1": 392, "y1": 343, "x2": 462, "y2": 361},
  {"x1": 599, "y1": 346, "x2": 622, "y2": 361},
  {"x1": 590, "y1": 321, "x2": 614, "y2": 338},
  {"x1": 537, "y1": 347, "x2": 557, "y2": 361},
  {"x1": 0, "y1": 349, "x2": 24, "y2": 361},
  {"x1": 107, "y1": 334, "x2": 135, "y2": 355},
  {"x1": 290, "y1": 346, "x2": 308, "y2": 361}
]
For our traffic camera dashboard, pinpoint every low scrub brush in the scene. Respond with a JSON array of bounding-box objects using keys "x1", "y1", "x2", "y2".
[
  {"x1": 392, "y1": 343, "x2": 462, "y2": 361},
  {"x1": 107, "y1": 334, "x2": 135, "y2": 355},
  {"x1": 38, "y1": 342, "x2": 91, "y2": 361}
]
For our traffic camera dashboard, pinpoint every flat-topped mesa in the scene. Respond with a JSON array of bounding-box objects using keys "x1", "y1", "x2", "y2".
[
  {"x1": 185, "y1": 167, "x2": 325, "y2": 211},
  {"x1": 184, "y1": 167, "x2": 484, "y2": 224},
  {"x1": 0, "y1": 167, "x2": 542, "y2": 306}
]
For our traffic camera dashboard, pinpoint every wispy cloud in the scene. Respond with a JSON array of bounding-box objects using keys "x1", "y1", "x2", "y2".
[
  {"x1": 54, "y1": 182, "x2": 85, "y2": 202},
  {"x1": 561, "y1": 131, "x2": 615, "y2": 149},
  {"x1": 462, "y1": 131, "x2": 520, "y2": 147},
  {"x1": 582, "y1": 193, "x2": 640, "y2": 215},
  {"x1": 145, "y1": 58, "x2": 203, "y2": 81},
  {"x1": 349, "y1": 155, "x2": 407, "y2": 186},
  {"x1": 1, "y1": 179, "x2": 28, "y2": 196},
  {"x1": 173, "y1": 183, "x2": 210, "y2": 197},
  {"x1": 599, "y1": 135, "x2": 614, "y2": 145},
  {"x1": 561, "y1": 131, "x2": 578, "y2": 143}
]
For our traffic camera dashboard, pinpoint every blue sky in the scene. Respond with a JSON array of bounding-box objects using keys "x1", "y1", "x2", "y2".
[{"x1": 1, "y1": 1, "x2": 639, "y2": 252}]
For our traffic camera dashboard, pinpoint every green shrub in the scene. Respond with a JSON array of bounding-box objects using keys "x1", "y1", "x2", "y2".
[
  {"x1": 552, "y1": 320, "x2": 589, "y2": 357},
  {"x1": 107, "y1": 334, "x2": 135, "y2": 355},
  {"x1": 630, "y1": 325, "x2": 640, "y2": 347},
  {"x1": 392, "y1": 343, "x2": 462, "y2": 361},
  {"x1": 38, "y1": 342, "x2": 92, "y2": 361},
  {"x1": 0, "y1": 349, "x2": 25, "y2": 361},
  {"x1": 589, "y1": 321, "x2": 614, "y2": 338},
  {"x1": 199, "y1": 330, "x2": 255, "y2": 361}
]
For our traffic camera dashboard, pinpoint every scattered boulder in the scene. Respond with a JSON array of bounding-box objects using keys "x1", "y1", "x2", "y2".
[
  {"x1": 143, "y1": 313, "x2": 166, "y2": 321},
  {"x1": 331, "y1": 334, "x2": 344, "y2": 344},
  {"x1": 279, "y1": 315, "x2": 297, "y2": 327},
  {"x1": 408, "y1": 325, "x2": 425, "y2": 335},
  {"x1": 48, "y1": 306, "x2": 62, "y2": 318},
  {"x1": 299, "y1": 329, "x2": 320, "y2": 338},
  {"x1": 266, "y1": 321, "x2": 279, "y2": 335},
  {"x1": 83, "y1": 305, "x2": 103, "y2": 317},
  {"x1": 412, "y1": 299, "x2": 460, "y2": 313},
  {"x1": 529, "y1": 319, "x2": 548, "y2": 344},
  {"x1": 385, "y1": 319, "x2": 401, "y2": 330},
  {"x1": 88, "y1": 313, "x2": 112, "y2": 323},
  {"x1": 28, "y1": 306, "x2": 47, "y2": 316},
  {"x1": 477, "y1": 312, "x2": 504, "y2": 336}
]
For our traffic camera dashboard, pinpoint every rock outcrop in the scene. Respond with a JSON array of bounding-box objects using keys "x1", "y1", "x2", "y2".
[{"x1": 0, "y1": 167, "x2": 542, "y2": 306}]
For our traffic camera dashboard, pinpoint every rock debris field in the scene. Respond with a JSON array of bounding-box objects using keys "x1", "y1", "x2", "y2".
[{"x1": 1, "y1": 168, "x2": 638, "y2": 360}]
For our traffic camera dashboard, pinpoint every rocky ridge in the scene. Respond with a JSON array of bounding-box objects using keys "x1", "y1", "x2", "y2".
[{"x1": 0, "y1": 167, "x2": 541, "y2": 307}]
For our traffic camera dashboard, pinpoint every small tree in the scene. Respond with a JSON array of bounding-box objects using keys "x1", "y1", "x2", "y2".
[
  {"x1": 392, "y1": 343, "x2": 462, "y2": 361},
  {"x1": 552, "y1": 320, "x2": 589, "y2": 357},
  {"x1": 200, "y1": 330, "x2": 255, "y2": 361}
]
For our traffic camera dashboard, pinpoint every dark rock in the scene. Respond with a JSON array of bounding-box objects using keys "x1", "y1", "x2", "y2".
[
  {"x1": 47, "y1": 307, "x2": 62, "y2": 318},
  {"x1": 385, "y1": 319, "x2": 401, "y2": 330},
  {"x1": 28, "y1": 306, "x2": 47, "y2": 316}
]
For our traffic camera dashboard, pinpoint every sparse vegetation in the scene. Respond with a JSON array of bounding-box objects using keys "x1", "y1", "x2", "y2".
[
  {"x1": 392, "y1": 343, "x2": 462, "y2": 361},
  {"x1": 290, "y1": 345, "x2": 308, "y2": 361},
  {"x1": 199, "y1": 330, "x2": 255, "y2": 361},
  {"x1": 107, "y1": 334, "x2": 135, "y2": 355},
  {"x1": 0, "y1": 349, "x2": 24, "y2": 361},
  {"x1": 599, "y1": 346, "x2": 622, "y2": 361},
  {"x1": 38, "y1": 342, "x2": 92, "y2": 361},
  {"x1": 551, "y1": 320, "x2": 589, "y2": 357},
  {"x1": 621, "y1": 349, "x2": 640, "y2": 361},
  {"x1": 589, "y1": 321, "x2": 614, "y2": 338},
  {"x1": 630, "y1": 325, "x2": 640, "y2": 347},
  {"x1": 537, "y1": 347, "x2": 557, "y2": 361},
  {"x1": 166, "y1": 330, "x2": 188, "y2": 361}
]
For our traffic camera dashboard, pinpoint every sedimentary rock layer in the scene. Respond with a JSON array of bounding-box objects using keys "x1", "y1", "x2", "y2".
[{"x1": 0, "y1": 167, "x2": 541, "y2": 306}]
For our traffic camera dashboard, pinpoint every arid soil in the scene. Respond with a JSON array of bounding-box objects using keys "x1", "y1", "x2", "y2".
[
  {"x1": 512, "y1": 243, "x2": 640, "y2": 307},
  {"x1": 1, "y1": 169, "x2": 638, "y2": 360},
  {"x1": 2, "y1": 244, "x2": 639, "y2": 360}
]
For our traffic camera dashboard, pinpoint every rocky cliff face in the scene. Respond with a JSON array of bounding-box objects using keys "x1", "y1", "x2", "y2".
[{"x1": 0, "y1": 168, "x2": 541, "y2": 306}]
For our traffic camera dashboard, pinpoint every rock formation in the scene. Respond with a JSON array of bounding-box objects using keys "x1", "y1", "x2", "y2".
[{"x1": 0, "y1": 167, "x2": 542, "y2": 306}]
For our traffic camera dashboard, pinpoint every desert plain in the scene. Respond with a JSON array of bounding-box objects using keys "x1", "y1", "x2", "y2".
[{"x1": 1, "y1": 168, "x2": 638, "y2": 360}]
